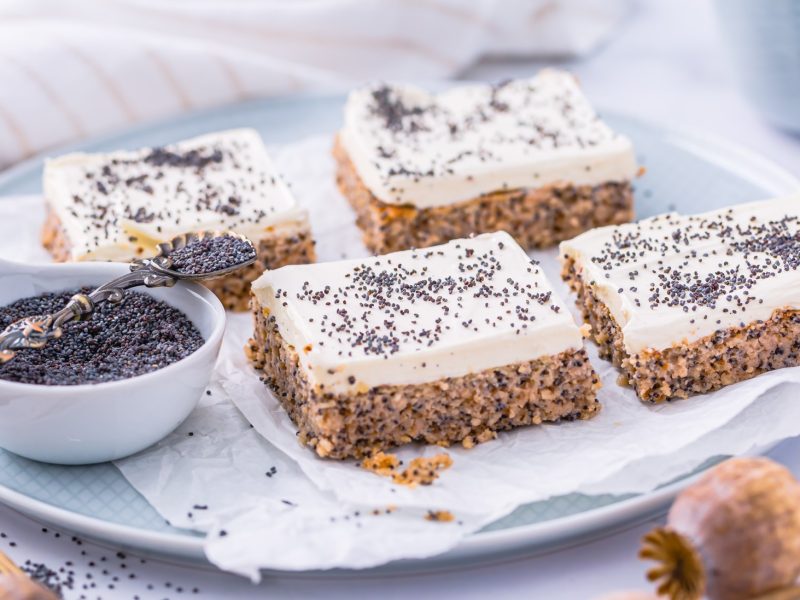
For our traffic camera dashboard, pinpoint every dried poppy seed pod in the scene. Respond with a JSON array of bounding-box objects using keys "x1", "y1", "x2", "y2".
[{"x1": 641, "y1": 457, "x2": 800, "y2": 600}]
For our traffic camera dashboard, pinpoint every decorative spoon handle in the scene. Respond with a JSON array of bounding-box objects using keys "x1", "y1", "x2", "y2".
[{"x1": 0, "y1": 257, "x2": 177, "y2": 361}]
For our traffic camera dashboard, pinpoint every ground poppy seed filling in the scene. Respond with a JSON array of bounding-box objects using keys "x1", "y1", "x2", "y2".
[
  {"x1": 168, "y1": 235, "x2": 257, "y2": 275},
  {"x1": 0, "y1": 290, "x2": 204, "y2": 386}
]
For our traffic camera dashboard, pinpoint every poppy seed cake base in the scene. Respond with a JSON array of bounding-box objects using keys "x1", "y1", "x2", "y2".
[
  {"x1": 333, "y1": 136, "x2": 635, "y2": 254},
  {"x1": 247, "y1": 299, "x2": 602, "y2": 460},
  {"x1": 562, "y1": 257, "x2": 800, "y2": 403}
]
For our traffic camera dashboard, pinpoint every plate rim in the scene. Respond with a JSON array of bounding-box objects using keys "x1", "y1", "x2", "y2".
[
  {"x1": 0, "y1": 464, "x2": 695, "y2": 573},
  {"x1": 0, "y1": 94, "x2": 798, "y2": 573}
]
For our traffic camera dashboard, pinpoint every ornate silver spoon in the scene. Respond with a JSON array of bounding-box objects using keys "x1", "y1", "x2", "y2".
[{"x1": 0, "y1": 230, "x2": 255, "y2": 363}]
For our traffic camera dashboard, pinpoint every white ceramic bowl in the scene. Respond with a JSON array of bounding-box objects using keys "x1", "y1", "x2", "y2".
[{"x1": 0, "y1": 259, "x2": 226, "y2": 465}]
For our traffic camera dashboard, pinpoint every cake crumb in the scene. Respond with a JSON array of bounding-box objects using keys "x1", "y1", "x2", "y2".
[
  {"x1": 361, "y1": 451, "x2": 400, "y2": 476},
  {"x1": 360, "y1": 452, "x2": 453, "y2": 487},
  {"x1": 425, "y1": 510, "x2": 455, "y2": 522},
  {"x1": 392, "y1": 454, "x2": 453, "y2": 487}
]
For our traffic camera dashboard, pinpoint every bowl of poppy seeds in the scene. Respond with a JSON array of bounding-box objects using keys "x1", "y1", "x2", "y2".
[{"x1": 0, "y1": 259, "x2": 225, "y2": 465}]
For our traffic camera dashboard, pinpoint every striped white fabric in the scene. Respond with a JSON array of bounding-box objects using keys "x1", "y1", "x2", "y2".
[{"x1": 0, "y1": 0, "x2": 630, "y2": 169}]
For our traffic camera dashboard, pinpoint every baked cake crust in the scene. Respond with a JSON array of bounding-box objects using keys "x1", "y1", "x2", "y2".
[
  {"x1": 41, "y1": 208, "x2": 72, "y2": 263},
  {"x1": 334, "y1": 136, "x2": 634, "y2": 254},
  {"x1": 247, "y1": 299, "x2": 601, "y2": 459}
]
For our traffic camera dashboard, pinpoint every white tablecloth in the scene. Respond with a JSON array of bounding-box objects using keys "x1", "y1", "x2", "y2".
[
  {"x1": 2, "y1": 0, "x2": 800, "y2": 597},
  {"x1": 0, "y1": 0, "x2": 629, "y2": 169}
]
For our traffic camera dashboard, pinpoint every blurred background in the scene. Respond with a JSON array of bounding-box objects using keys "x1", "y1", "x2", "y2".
[{"x1": 1, "y1": 0, "x2": 798, "y2": 173}]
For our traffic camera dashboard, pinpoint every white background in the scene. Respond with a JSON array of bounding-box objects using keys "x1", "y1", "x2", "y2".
[{"x1": 2, "y1": 0, "x2": 800, "y2": 598}]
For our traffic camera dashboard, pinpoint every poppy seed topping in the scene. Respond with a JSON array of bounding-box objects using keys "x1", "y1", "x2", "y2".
[
  {"x1": 560, "y1": 196, "x2": 800, "y2": 354},
  {"x1": 43, "y1": 129, "x2": 307, "y2": 262},
  {"x1": 339, "y1": 70, "x2": 637, "y2": 208},
  {"x1": 251, "y1": 231, "x2": 584, "y2": 392}
]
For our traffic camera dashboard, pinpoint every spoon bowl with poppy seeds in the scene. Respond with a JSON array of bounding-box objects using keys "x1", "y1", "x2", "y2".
[
  {"x1": 149, "y1": 230, "x2": 258, "y2": 281},
  {"x1": 0, "y1": 238, "x2": 235, "y2": 464}
]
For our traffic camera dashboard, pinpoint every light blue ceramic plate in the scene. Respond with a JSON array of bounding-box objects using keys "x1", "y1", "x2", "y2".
[{"x1": 0, "y1": 95, "x2": 798, "y2": 575}]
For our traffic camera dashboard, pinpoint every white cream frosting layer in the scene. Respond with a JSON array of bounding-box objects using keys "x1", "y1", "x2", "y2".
[
  {"x1": 252, "y1": 231, "x2": 583, "y2": 392},
  {"x1": 560, "y1": 196, "x2": 800, "y2": 354},
  {"x1": 340, "y1": 70, "x2": 638, "y2": 209},
  {"x1": 44, "y1": 129, "x2": 309, "y2": 261}
]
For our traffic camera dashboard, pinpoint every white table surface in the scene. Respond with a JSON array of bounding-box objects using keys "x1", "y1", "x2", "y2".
[{"x1": 3, "y1": 0, "x2": 800, "y2": 598}]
